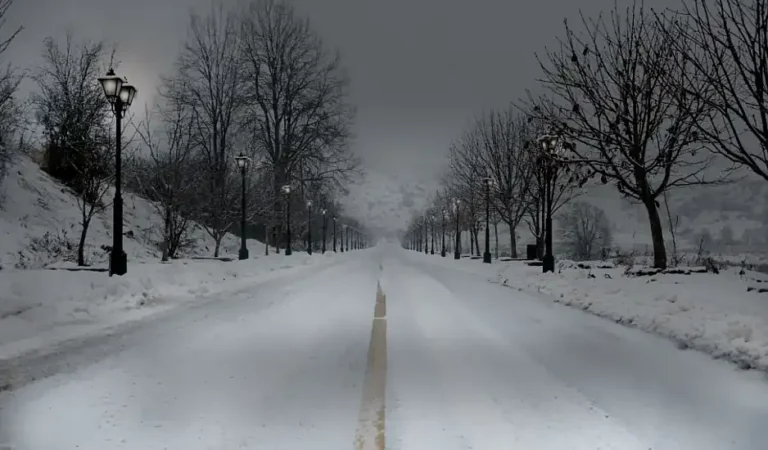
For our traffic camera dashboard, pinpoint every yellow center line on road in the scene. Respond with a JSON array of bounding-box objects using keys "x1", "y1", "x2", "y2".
[{"x1": 354, "y1": 282, "x2": 387, "y2": 450}]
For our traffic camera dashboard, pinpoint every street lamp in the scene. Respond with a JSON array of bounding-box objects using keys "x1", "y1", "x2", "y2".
[
  {"x1": 234, "y1": 153, "x2": 251, "y2": 260},
  {"x1": 99, "y1": 69, "x2": 137, "y2": 276},
  {"x1": 430, "y1": 214, "x2": 435, "y2": 255},
  {"x1": 453, "y1": 199, "x2": 461, "y2": 260},
  {"x1": 306, "y1": 200, "x2": 313, "y2": 255},
  {"x1": 282, "y1": 184, "x2": 292, "y2": 255},
  {"x1": 483, "y1": 177, "x2": 492, "y2": 264},
  {"x1": 333, "y1": 216, "x2": 338, "y2": 252},
  {"x1": 537, "y1": 134, "x2": 562, "y2": 273},
  {"x1": 321, "y1": 209, "x2": 327, "y2": 254},
  {"x1": 441, "y1": 208, "x2": 446, "y2": 257}
]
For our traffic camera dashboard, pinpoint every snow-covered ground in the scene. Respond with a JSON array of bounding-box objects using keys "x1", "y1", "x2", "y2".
[
  {"x1": 0, "y1": 252, "x2": 340, "y2": 362},
  {"x1": 0, "y1": 257, "x2": 379, "y2": 449},
  {"x1": 0, "y1": 154, "x2": 346, "y2": 362},
  {"x1": 384, "y1": 251, "x2": 768, "y2": 449},
  {"x1": 412, "y1": 250, "x2": 768, "y2": 372},
  {"x1": 2, "y1": 246, "x2": 768, "y2": 450}
]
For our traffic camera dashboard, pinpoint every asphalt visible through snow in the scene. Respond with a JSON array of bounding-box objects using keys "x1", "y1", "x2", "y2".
[{"x1": 1, "y1": 246, "x2": 767, "y2": 449}]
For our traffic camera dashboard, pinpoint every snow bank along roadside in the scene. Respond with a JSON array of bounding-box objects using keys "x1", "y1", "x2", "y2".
[
  {"x1": 494, "y1": 260, "x2": 768, "y2": 372},
  {"x1": 0, "y1": 253, "x2": 337, "y2": 361},
  {"x1": 409, "y1": 252, "x2": 768, "y2": 372}
]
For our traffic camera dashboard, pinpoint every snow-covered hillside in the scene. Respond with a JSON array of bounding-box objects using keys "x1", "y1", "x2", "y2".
[
  {"x1": 343, "y1": 170, "x2": 437, "y2": 237},
  {"x1": 0, "y1": 154, "x2": 262, "y2": 271},
  {"x1": 0, "y1": 155, "x2": 347, "y2": 358}
]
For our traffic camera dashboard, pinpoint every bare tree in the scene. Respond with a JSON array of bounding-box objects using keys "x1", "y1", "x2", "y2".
[
  {"x1": 162, "y1": 1, "x2": 243, "y2": 257},
  {"x1": 134, "y1": 102, "x2": 198, "y2": 261},
  {"x1": 674, "y1": 0, "x2": 768, "y2": 181},
  {"x1": 521, "y1": 114, "x2": 585, "y2": 258},
  {"x1": 529, "y1": 2, "x2": 724, "y2": 268},
  {"x1": 476, "y1": 108, "x2": 534, "y2": 258},
  {"x1": 662, "y1": 190, "x2": 682, "y2": 267},
  {"x1": 239, "y1": 0, "x2": 357, "y2": 240},
  {"x1": 445, "y1": 124, "x2": 486, "y2": 255},
  {"x1": 0, "y1": 0, "x2": 22, "y2": 190},
  {"x1": 33, "y1": 34, "x2": 111, "y2": 188},
  {"x1": 72, "y1": 128, "x2": 115, "y2": 266},
  {"x1": 558, "y1": 201, "x2": 612, "y2": 261},
  {"x1": 32, "y1": 33, "x2": 118, "y2": 266}
]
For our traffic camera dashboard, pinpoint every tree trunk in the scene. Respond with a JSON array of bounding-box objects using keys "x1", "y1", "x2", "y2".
[
  {"x1": 265, "y1": 221, "x2": 270, "y2": 256},
  {"x1": 214, "y1": 234, "x2": 223, "y2": 258},
  {"x1": 494, "y1": 221, "x2": 499, "y2": 259},
  {"x1": 509, "y1": 223, "x2": 518, "y2": 258},
  {"x1": 538, "y1": 201, "x2": 545, "y2": 259},
  {"x1": 77, "y1": 219, "x2": 90, "y2": 266},
  {"x1": 161, "y1": 207, "x2": 171, "y2": 262},
  {"x1": 644, "y1": 198, "x2": 668, "y2": 269}
]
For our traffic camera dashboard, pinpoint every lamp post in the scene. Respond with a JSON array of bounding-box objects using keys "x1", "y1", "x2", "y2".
[
  {"x1": 321, "y1": 209, "x2": 327, "y2": 254},
  {"x1": 333, "y1": 216, "x2": 337, "y2": 252},
  {"x1": 234, "y1": 153, "x2": 251, "y2": 260},
  {"x1": 98, "y1": 69, "x2": 137, "y2": 276},
  {"x1": 454, "y1": 199, "x2": 461, "y2": 260},
  {"x1": 441, "y1": 208, "x2": 446, "y2": 257},
  {"x1": 306, "y1": 200, "x2": 313, "y2": 255},
  {"x1": 537, "y1": 134, "x2": 561, "y2": 273},
  {"x1": 430, "y1": 215, "x2": 435, "y2": 255},
  {"x1": 282, "y1": 185, "x2": 292, "y2": 255},
  {"x1": 483, "y1": 177, "x2": 492, "y2": 264}
]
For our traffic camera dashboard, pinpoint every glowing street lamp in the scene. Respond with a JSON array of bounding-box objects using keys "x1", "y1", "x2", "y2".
[
  {"x1": 282, "y1": 185, "x2": 292, "y2": 255},
  {"x1": 98, "y1": 69, "x2": 137, "y2": 276},
  {"x1": 321, "y1": 209, "x2": 327, "y2": 254},
  {"x1": 453, "y1": 199, "x2": 461, "y2": 260},
  {"x1": 306, "y1": 200, "x2": 313, "y2": 255},
  {"x1": 333, "y1": 216, "x2": 338, "y2": 252},
  {"x1": 537, "y1": 134, "x2": 563, "y2": 273},
  {"x1": 482, "y1": 177, "x2": 492, "y2": 264},
  {"x1": 441, "y1": 208, "x2": 446, "y2": 257},
  {"x1": 234, "y1": 153, "x2": 251, "y2": 260}
]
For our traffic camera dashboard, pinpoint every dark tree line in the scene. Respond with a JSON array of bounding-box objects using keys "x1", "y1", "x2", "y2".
[
  {"x1": 413, "y1": 0, "x2": 768, "y2": 269},
  {"x1": 18, "y1": 0, "x2": 358, "y2": 265}
]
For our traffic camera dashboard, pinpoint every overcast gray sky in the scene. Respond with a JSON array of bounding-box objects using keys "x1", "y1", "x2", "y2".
[{"x1": 6, "y1": 0, "x2": 668, "y2": 229}]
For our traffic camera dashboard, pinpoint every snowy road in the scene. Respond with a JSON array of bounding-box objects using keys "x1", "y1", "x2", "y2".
[{"x1": 2, "y1": 246, "x2": 768, "y2": 449}]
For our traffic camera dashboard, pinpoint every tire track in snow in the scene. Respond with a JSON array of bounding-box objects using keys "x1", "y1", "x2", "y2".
[{"x1": 354, "y1": 282, "x2": 387, "y2": 450}]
